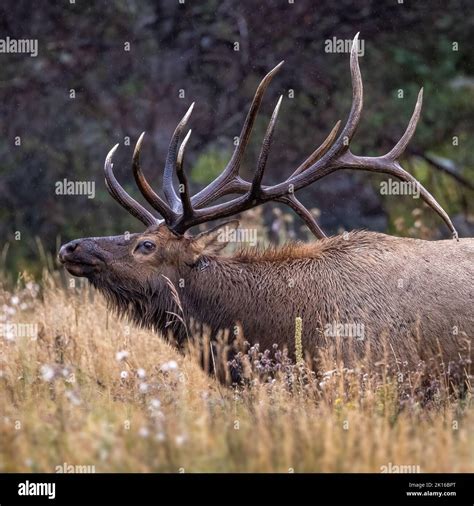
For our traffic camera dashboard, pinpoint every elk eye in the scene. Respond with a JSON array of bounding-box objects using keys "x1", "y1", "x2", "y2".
[{"x1": 137, "y1": 240, "x2": 156, "y2": 254}]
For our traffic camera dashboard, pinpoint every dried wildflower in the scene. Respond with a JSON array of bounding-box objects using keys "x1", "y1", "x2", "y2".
[
  {"x1": 115, "y1": 350, "x2": 129, "y2": 362},
  {"x1": 40, "y1": 365, "x2": 55, "y2": 382},
  {"x1": 65, "y1": 390, "x2": 81, "y2": 406},
  {"x1": 3, "y1": 327, "x2": 15, "y2": 342},
  {"x1": 149, "y1": 398, "x2": 161, "y2": 409},
  {"x1": 120, "y1": 370, "x2": 129, "y2": 379},
  {"x1": 138, "y1": 427, "x2": 150, "y2": 438},
  {"x1": 160, "y1": 360, "x2": 178, "y2": 372},
  {"x1": 175, "y1": 434, "x2": 187, "y2": 446},
  {"x1": 25, "y1": 281, "x2": 40, "y2": 298},
  {"x1": 295, "y1": 317, "x2": 303, "y2": 364}
]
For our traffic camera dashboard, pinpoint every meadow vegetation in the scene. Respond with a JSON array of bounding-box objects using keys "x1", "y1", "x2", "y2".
[{"x1": 0, "y1": 265, "x2": 472, "y2": 473}]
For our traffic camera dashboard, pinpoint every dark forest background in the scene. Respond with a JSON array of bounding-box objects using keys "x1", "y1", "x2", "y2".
[{"x1": 0, "y1": 0, "x2": 472, "y2": 275}]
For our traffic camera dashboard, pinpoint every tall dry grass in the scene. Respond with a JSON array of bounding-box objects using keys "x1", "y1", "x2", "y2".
[{"x1": 0, "y1": 268, "x2": 472, "y2": 473}]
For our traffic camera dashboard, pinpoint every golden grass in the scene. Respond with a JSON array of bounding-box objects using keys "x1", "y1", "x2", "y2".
[{"x1": 0, "y1": 272, "x2": 472, "y2": 473}]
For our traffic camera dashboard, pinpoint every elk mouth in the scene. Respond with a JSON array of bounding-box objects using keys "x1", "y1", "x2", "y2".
[
  {"x1": 58, "y1": 240, "x2": 105, "y2": 278},
  {"x1": 60, "y1": 259, "x2": 101, "y2": 277}
]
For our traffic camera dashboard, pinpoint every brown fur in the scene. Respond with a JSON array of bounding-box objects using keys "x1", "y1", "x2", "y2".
[{"x1": 59, "y1": 226, "x2": 474, "y2": 372}]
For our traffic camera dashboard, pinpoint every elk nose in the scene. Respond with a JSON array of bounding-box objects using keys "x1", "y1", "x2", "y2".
[{"x1": 58, "y1": 240, "x2": 80, "y2": 263}]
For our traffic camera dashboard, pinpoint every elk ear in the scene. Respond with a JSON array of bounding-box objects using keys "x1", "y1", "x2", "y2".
[{"x1": 193, "y1": 220, "x2": 240, "y2": 256}]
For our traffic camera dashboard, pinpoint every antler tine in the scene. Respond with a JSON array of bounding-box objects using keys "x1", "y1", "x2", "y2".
[
  {"x1": 289, "y1": 120, "x2": 341, "y2": 178},
  {"x1": 104, "y1": 144, "x2": 157, "y2": 227},
  {"x1": 335, "y1": 31, "x2": 363, "y2": 155},
  {"x1": 332, "y1": 153, "x2": 458, "y2": 238},
  {"x1": 391, "y1": 166, "x2": 457, "y2": 238},
  {"x1": 386, "y1": 88, "x2": 423, "y2": 160},
  {"x1": 250, "y1": 95, "x2": 283, "y2": 198},
  {"x1": 171, "y1": 96, "x2": 285, "y2": 232},
  {"x1": 263, "y1": 33, "x2": 363, "y2": 193},
  {"x1": 175, "y1": 129, "x2": 193, "y2": 221},
  {"x1": 287, "y1": 31, "x2": 361, "y2": 179},
  {"x1": 191, "y1": 61, "x2": 285, "y2": 208},
  {"x1": 278, "y1": 87, "x2": 454, "y2": 236},
  {"x1": 132, "y1": 132, "x2": 176, "y2": 224},
  {"x1": 163, "y1": 103, "x2": 195, "y2": 212},
  {"x1": 277, "y1": 194, "x2": 327, "y2": 238}
]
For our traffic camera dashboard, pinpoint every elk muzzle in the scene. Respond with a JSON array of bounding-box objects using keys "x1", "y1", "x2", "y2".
[{"x1": 58, "y1": 238, "x2": 106, "y2": 277}]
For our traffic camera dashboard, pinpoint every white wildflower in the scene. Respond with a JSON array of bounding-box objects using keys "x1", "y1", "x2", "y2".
[
  {"x1": 115, "y1": 350, "x2": 129, "y2": 362},
  {"x1": 160, "y1": 360, "x2": 178, "y2": 372},
  {"x1": 2, "y1": 305, "x2": 16, "y2": 316},
  {"x1": 40, "y1": 365, "x2": 55, "y2": 382},
  {"x1": 149, "y1": 398, "x2": 161, "y2": 409},
  {"x1": 4, "y1": 327, "x2": 15, "y2": 342},
  {"x1": 175, "y1": 434, "x2": 187, "y2": 446},
  {"x1": 138, "y1": 427, "x2": 150, "y2": 438},
  {"x1": 99, "y1": 449, "x2": 109, "y2": 461},
  {"x1": 65, "y1": 390, "x2": 81, "y2": 406},
  {"x1": 26, "y1": 281, "x2": 39, "y2": 295}
]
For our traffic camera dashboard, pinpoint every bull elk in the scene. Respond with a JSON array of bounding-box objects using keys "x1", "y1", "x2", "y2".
[{"x1": 59, "y1": 35, "x2": 473, "y2": 380}]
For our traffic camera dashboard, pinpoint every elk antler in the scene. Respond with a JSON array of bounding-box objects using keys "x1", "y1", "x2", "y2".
[{"x1": 104, "y1": 33, "x2": 458, "y2": 239}]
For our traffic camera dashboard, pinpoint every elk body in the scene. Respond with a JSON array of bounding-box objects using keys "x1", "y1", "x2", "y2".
[{"x1": 59, "y1": 35, "x2": 473, "y2": 376}]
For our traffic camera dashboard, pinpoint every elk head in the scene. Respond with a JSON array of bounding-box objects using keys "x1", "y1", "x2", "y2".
[
  {"x1": 59, "y1": 34, "x2": 457, "y2": 316},
  {"x1": 58, "y1": 220, "x2": 239, "y2": 283}
]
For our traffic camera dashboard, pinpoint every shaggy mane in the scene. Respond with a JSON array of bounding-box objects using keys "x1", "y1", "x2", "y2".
[{"x1": 229, "y1": 230, "x2": 390, "y2": 263}]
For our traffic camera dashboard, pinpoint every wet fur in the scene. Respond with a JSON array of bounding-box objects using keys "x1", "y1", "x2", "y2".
[{"x1": 91, "y1": 230, "x2": 474, "y2": 371}]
